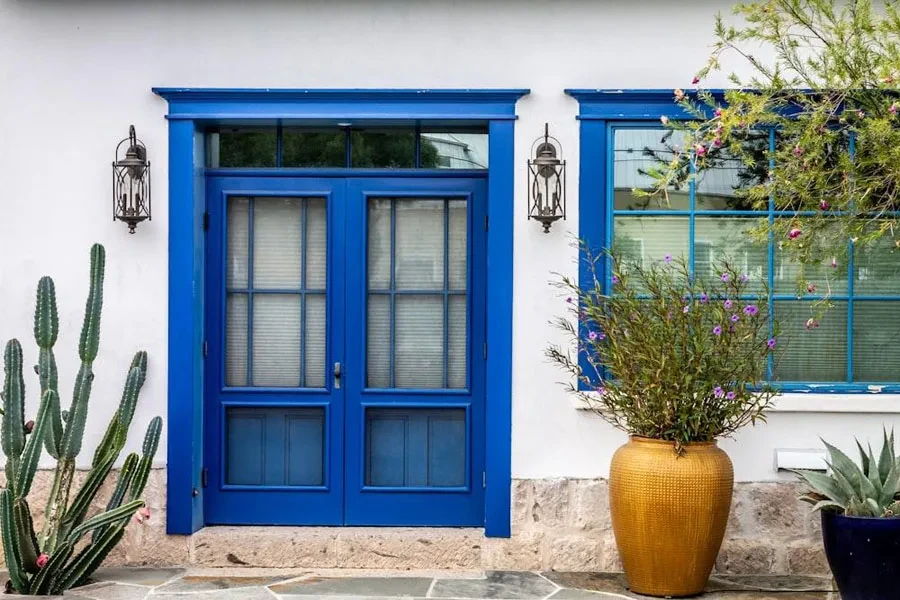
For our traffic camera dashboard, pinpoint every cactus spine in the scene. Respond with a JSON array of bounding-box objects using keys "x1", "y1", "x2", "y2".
[{"x1": 0, "y1": 244, "x2": 162, "y2": 595}]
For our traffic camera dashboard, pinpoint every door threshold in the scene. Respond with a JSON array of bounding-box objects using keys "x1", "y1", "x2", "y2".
[{"x1": 191, "y1": 526, "x2": 487, "y2": 569}]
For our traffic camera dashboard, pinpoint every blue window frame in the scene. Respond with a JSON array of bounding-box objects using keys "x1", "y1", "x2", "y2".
[
  {"x1": 567, "y1": 89, "x2": 900, "y2": 394},
  {"x1": 153, "y1": 88, "x2": 527, "y2": 537}
]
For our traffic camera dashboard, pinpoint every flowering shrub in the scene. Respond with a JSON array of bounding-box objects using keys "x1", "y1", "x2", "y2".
[
  {"x1": 642, "y1": 0, "x2": 900, "y2": 287},
  {"x1": 547, "y1": 250, "x2": 778, "y2": 447}
]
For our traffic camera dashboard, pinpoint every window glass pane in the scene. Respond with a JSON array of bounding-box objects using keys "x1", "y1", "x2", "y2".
[
  {"x1": 351, "y1": 130, "x2": 415, "y2": 168},
  {"x1": 209, "y1": 129, "x2": 277, "y2": 168},
  {"x1": 226, "y1": 407, "x2": 324, "y2": 486},
  {"x1": 694, "y1": 217, "x2": 768, "y2": 291},
  {"x1": 773, "y1": 300, "x2": 847, "y2": 382},
  {"x1": 853, "y1": 301, "x2": 900, "y2": 382},
  {"x1": 854, "y1": 232, "x2": 900, "y2": 295},
  {"x1": 395, "y1": 200, "x2": 445, "y2": 290},
  {"x1": 367, "y1": 295, "x2": 391, "y2": 388},
  {"x1": 252, "y1": 294, "x2": 301, "y2": 387},
  {"x1": 281, "y1": 130, "x2": 346, "y2": 167},
  {"x1": 365, "y1": 408, "x2": 466, "y2": 487},
  {"x1": 395, "y1": 295, "x2": 444, "y2": 388},
  {"x1": 613, "y1": 128, "x2": 690, "y2": 211},
  {"x1": 695, "y1": 131, "x2": 769, "y2": 211},
  {"x1": 253, "y1": 198, "x2": 303, "y2": 289},
  {"x1": 613, "y1": 216, "x2": 690, "y2": 269},
  {"x1": 225, "y1": 293, "x2": 248, "y2": 387},
  {"x1": 774, "y1": 236, "x2": 848, "y2": 295},
  {"x1": 226, "y1": 198, "x2": 250, "y2": 288},
  {"x1": 420, "y1": 131, "x2": 488, "y2": 169}
]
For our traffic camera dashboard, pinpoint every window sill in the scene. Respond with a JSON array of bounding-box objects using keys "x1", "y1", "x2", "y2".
[{"x1": 573, "y1": 392, "x2": 900, "y2": 414}]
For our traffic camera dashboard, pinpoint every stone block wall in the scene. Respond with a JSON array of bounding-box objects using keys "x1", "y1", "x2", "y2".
[{"x1": 0, "y1": 470, "x2": 828, "y2": 574}]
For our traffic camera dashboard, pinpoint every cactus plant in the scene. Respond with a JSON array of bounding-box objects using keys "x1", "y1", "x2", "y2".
[
  {"x1": 0, "y1": 244, "x2": 162, "y2": 595},
  {"x1": 794, "y1": 428, "x2": 900, "y2": 518}
]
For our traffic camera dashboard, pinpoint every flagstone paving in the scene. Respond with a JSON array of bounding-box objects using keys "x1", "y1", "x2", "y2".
[{"x1": 13, "y1": 568, "x2": 840, "y2": 599}]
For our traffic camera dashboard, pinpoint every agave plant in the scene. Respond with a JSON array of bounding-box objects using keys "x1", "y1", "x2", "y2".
[
  {"x1": 0, "y1": 243, "x2": 162, "y2": 595},
  {"x1": 795, "y1": 429, "x2": 900, "y2": 518}
]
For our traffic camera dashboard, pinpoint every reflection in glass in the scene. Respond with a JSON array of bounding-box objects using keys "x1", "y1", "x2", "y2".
[
  {"x1": 282, "y1": 130, "x2": 346, "y2": 167},
  {"x1": 351, "y1": 131, "x2": 416, "y2": 168},
  {"x1": 694, "y1": 217, "x2": 768, "y2": 290},
  {"x1": 613, "y1": 128, "x2": 690, "y2": 211},
  {"x1": 613, "y1": 216, "x2": 690, "y2": 268},
  {"x1": 209, "y1": 129, "x2": 277, "y2": 168},
  {"x1": 854, "y1": 232, "x2": 900, "y2": 295},
  {"x1": 421, "y1": 131, "x2": 488, "y2": 169},
  {"x1": 694, "y1": 131, "x2": 769, "y2": 211}
]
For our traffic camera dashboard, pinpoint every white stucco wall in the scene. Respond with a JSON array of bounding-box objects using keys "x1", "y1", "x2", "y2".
[{"x1": 0, "y1": 0, "x2": 897, "y2": 479}]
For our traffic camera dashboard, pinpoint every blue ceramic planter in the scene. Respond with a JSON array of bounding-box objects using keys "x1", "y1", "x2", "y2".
[{"x1": 821, "y1": 511, "x2": 900, "y2": 600}]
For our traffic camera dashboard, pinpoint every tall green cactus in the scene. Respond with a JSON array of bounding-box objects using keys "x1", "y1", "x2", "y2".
[{"x1": 0, "y1": 244, "x2": 162, "y2": 595}]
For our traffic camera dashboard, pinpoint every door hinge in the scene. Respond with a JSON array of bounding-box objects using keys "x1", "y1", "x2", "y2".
[
  {"x1": 483, "y1": 342, "x2": 487, "y2": 360},
  {"x1": 203, "y1": 212, "x2": 210, "y2": 231},
  {"x1": 201, "y1": 467, "x2": 208, "y2": 488},
  {"x1": 482, "y1": 471, "x2": 486, "y2": 489},
  {"x1": 484, "y1": 215, "x2": 489, "y2": 232}
]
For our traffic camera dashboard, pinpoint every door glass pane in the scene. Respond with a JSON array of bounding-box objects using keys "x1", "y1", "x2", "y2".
[
  {"x1": 366, "y1": 197, "x2": 468, "y2": 389},
  {"x1": 252, "y1": 294, "x2": 302, "y2": 387},
  {"x1": 254, "y1": 198, "x2": 303, "y2": 289},
  {"x1": 225, "y1": 293, "x2": 248, "y2": 386},
  {"x1": 365, "y1": 408, "x2": 466, "y2": 487},
  {"x1": 226, "y1": 407, "x2": 324, "y2": 486},
  {"x1": 395, "y1": 295, "x2": 444, "y2": 388},
  {"x1": 396, "y1": 200, "x2": 444, "y2": 290},
  {"x1": 225, "y1": 196, "x2": 327, "y2": 388},
  {"x1": 226, "y1": 198, "x2": 249, "y2": 288}
]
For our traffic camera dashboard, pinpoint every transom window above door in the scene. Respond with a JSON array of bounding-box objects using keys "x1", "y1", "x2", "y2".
[{"x1": 206, "y1": 126, "x2": 488, "y2": 169}]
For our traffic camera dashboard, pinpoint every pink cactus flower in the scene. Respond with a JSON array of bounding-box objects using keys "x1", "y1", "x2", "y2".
[
  {"x1": 788, "y1": 228, "x2": 802, "y2": 239},
  {"x1": 36, "y1": 553, "x2": 48, "y2": 569},
  {"x1": 24, "y1": 420, "x2": 34, "y2": 434}
]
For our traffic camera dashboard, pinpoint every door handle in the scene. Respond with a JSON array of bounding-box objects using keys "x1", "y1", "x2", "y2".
[{"x1": 333, "y1": 362, "x2": 342, "y2": 389}]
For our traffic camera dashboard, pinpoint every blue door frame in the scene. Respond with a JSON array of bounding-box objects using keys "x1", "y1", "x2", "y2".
[{"x1": 153, "y1": 88, "x2": 528, "y2": 536}]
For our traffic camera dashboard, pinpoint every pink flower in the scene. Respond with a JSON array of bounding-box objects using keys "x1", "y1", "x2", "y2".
[
  {"x1": 714, "y1": 108, "x2": 722, "y2": 117},
  {"x1": 664, "y1": 253, "x2": 672, "y2": 263},
  {"x1": 857, "y1": 109, "x2": 866, "y2": 119},
  {"x1": 566, "y1": 297, "x2": 573, "y2": 304},
  {"x1": 134, "y1": 507, "x2": 151, "y2": 524},
  {"x1": 805, "y1": 318, "x2": 819, "y2": 330},
  {"x1": 692, "y1": 76, "x2": 701, "y2": 85},
  {"x1": 819, "y1": 200, "x2": 830, "y2": 211},
  {"x1": 793, "y1": 145, "x2": 804, "y2": 158},
  {"x1": 695, "y1": 144, "x2": 707, "y2": 156},
  {"x1": 890, "y1": 103, "x2": 899, "y2": 115},
  {"x1": 24, "y1": 420, "x2": 34, "y2": 434},
  {"x1": 596, "y1": 386, "x2": 606, "y2": 396},
  {"x1": 683, "y1": 305, "x2": 690, "y2": 313},
  {"x1": 588, "y1": 331, "x2": 598, "y2": 341},
  {"x1": 831, "y1": 257, "x2": 838, "y2": 268},
  {"x1": 713, "y1": 137, "x2": 722, "y2": 147},
  {"x1": 660, "y1": 116, "x2": 670, "y2": 125},
  {"x1": 141, "y1": 507, "x2": 151, "y2": 519},
  {"x1": 807, "y1": 283, "x2": 817, "y2": 293},
  {"x1": 36, "y1": 553, "x2": 48, "y2": 569},
  {"x1": 788, "y1": 228, "x2": 802, "y2": 240},
  {"x1": 674, "y1": 88, "x2": 685, "y2": 101},
  {"x1": 767, "y1": 338, "x2": 777, "y2": 349}
]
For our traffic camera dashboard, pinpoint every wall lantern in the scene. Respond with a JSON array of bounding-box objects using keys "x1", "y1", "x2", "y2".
[
  {"x1": 112, "y1": 125, "x2": 151, "y2": 234},
  {"x1": 527, "y1": 123, "x2": 566, "y2": 233}
]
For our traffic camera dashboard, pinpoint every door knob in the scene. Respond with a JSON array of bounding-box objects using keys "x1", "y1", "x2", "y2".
[{"x1": 333, "y1": 362, "x2": 342, "y2": 389}]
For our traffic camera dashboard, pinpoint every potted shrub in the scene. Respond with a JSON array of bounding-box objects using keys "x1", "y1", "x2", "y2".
[
  {"x1": 793, "y1": 430, "x2": 900, "y2": 600},
  {"x1": 548, "y1": 252, "x2": 777, "y2": 598}
]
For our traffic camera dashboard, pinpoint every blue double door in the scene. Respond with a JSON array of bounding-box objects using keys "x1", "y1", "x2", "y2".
[{"x1": 204, "y1": 175, "x2": 487, "y2": 526}]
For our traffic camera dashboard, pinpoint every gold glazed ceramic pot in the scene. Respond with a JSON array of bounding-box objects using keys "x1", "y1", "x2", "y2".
[{"x1": 609, "y1": 436, "x2": 734, "y2": 598}]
